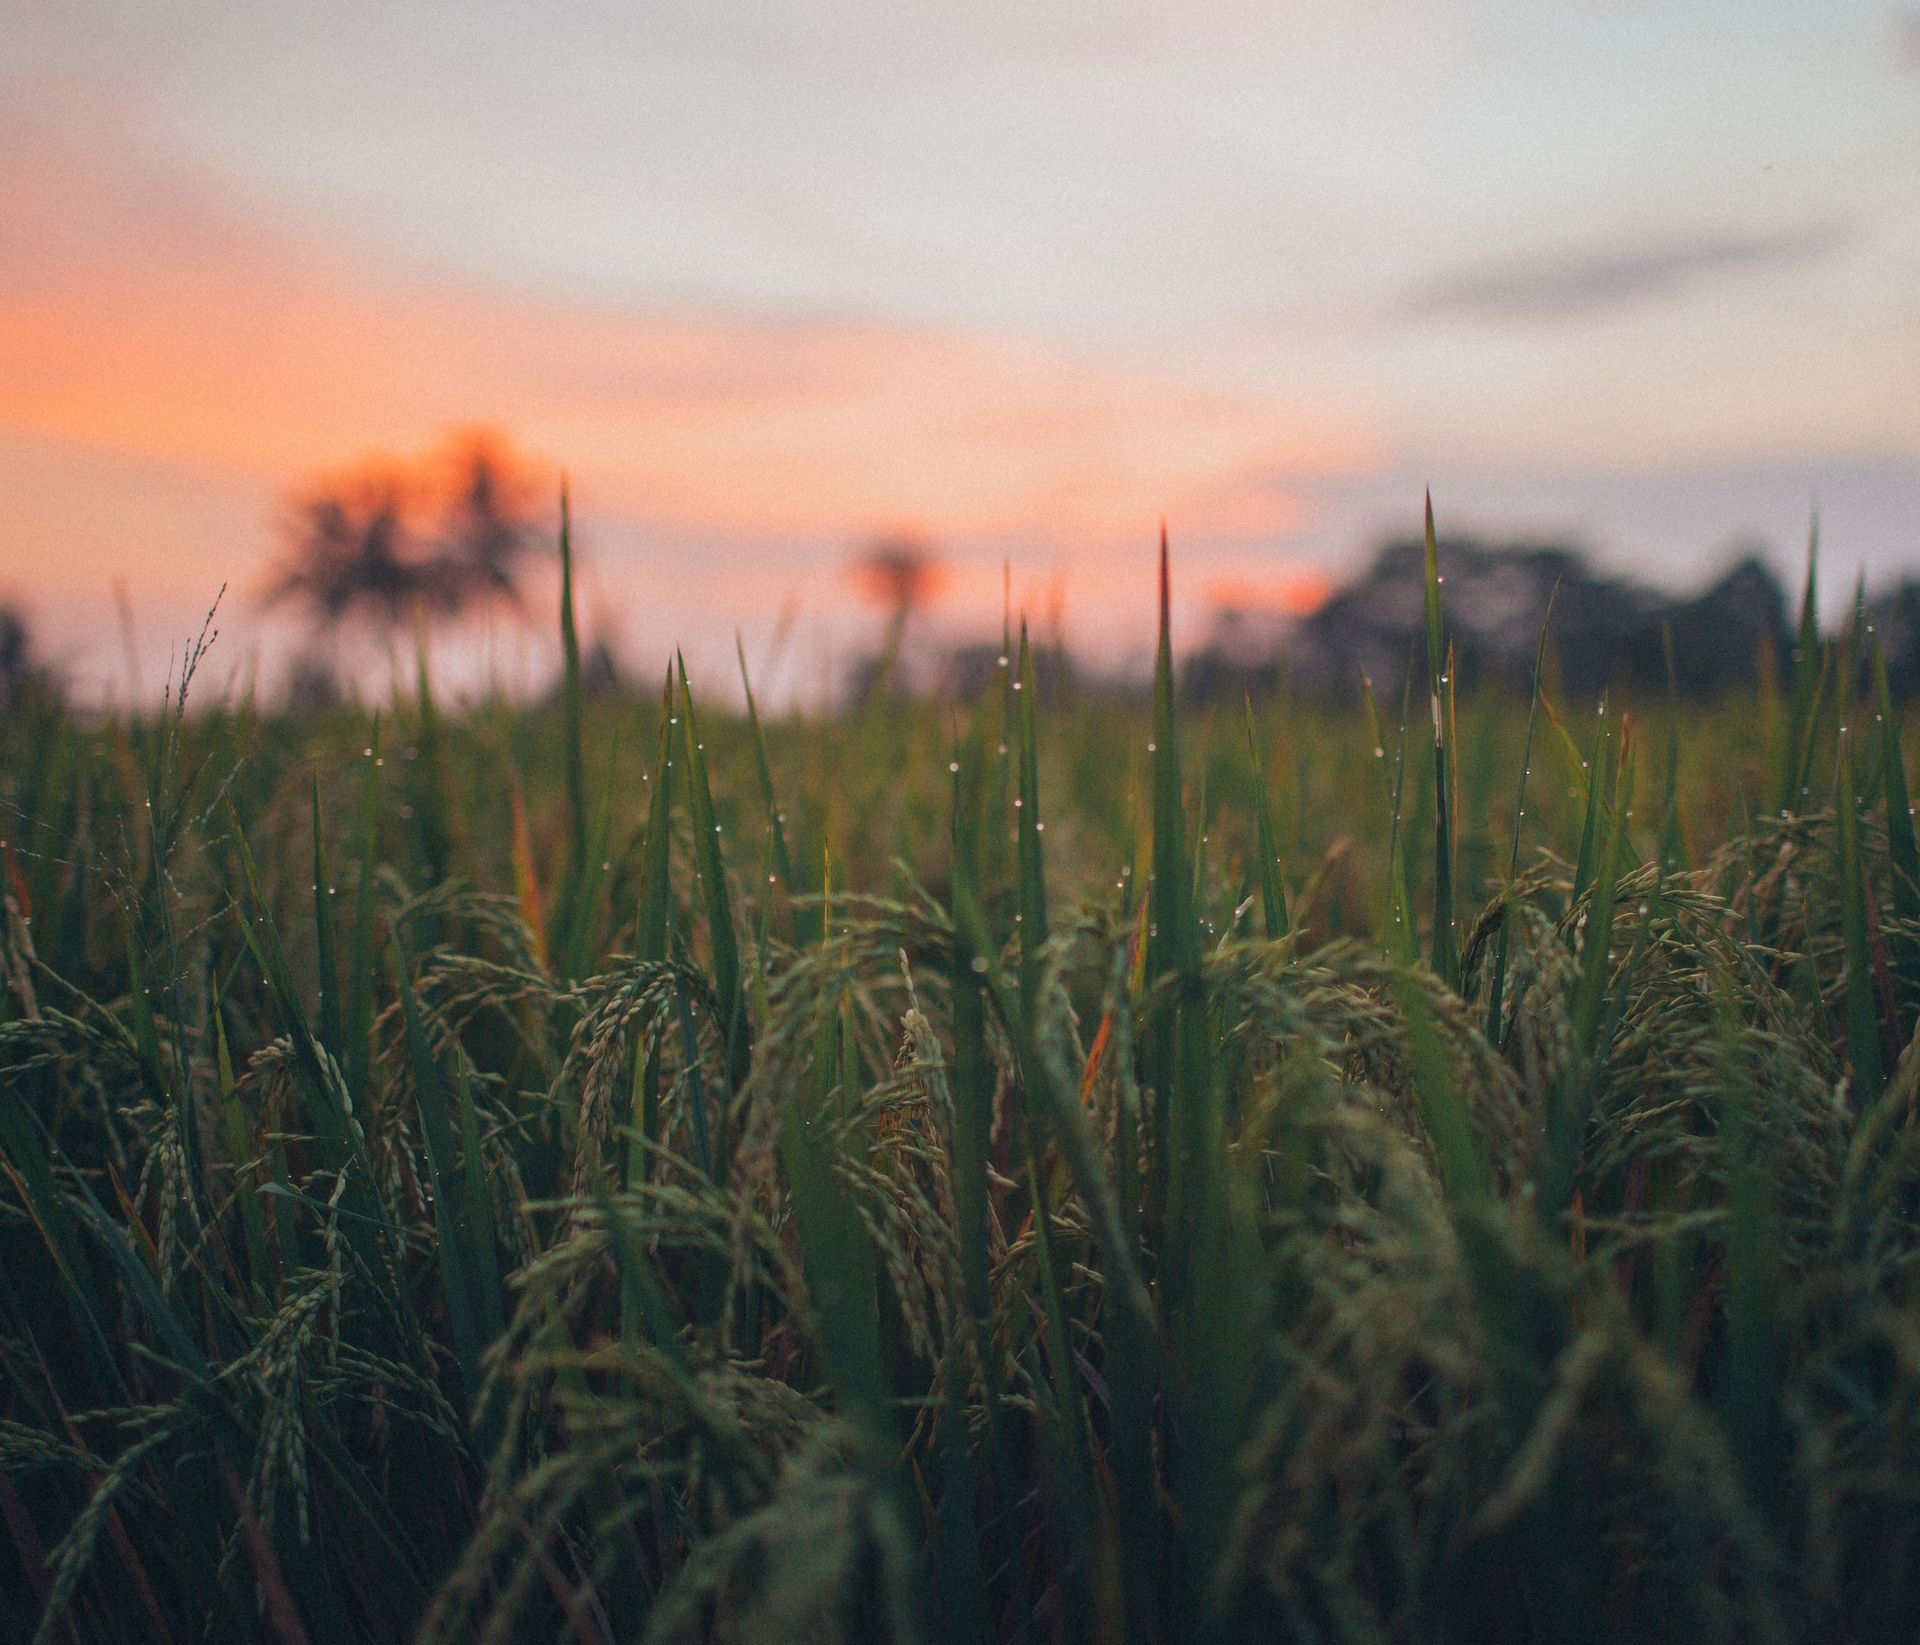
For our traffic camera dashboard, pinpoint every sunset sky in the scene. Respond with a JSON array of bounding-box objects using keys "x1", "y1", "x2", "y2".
[{"x1": 2, "y1": 1, "x2": 1916, "y2": 702}]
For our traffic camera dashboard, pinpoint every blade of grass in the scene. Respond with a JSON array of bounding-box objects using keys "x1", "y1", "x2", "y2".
[
  {"x1": 1486, "y1": 584, "x2": 1556, "y2": 1039},
  {"x1": 736, "y1": 634, "x2": 808, "y2": 947},
  {"x1": 627, "y1": 670, "x2": 677, "y2": 1193},
  {"x1": 344, "y1": 722, "x2": 381, "y2": 1108},
  {"x1": 1015, "y1": 619, "x2": 1049, "y2": 1024},
  {"x1": 1243, "y1": 695, "x2": 1289, "y2": 940},
  {"x1": 393, "y1": 938, "x2": 493, "y2": 1422},
  {"x1": 310, "y1": 772, "x2": 341, "y2": 1053},
  {"x1": 1837, "y1": 727, "x2": 1885, "y2": 1110},
  {"x1": 558, "y1": 743, "x2": 615, "y2": 985},
  {"x1": 677, "y1": 655, "x2": 750, "y2": 1099},
  {"x1": 1543, "y1": 718, "x2": 1634, "y2": 1226},
  {"x1": 558, "y1": 479, "x2": 588, "y2": 878},
  {"x1": 1145, "y1": 526, "x2": 1186, "y2": 1226},
  {"x1": 1423, "y1": 494, "x2": 1460, "y2": 989},
  {"x1": 1873, "y1": 636, "x2": 1920, "y2": 1024},
  {"x1": 408, "y1": 618, "x2": 452, "y2": 890},
  {"x1": 1780, "y1": 519, "x2": 1822, "y2": 815},
  {"x1": 1569, "y1": 693, "x2": 1615, "y2": 911}
]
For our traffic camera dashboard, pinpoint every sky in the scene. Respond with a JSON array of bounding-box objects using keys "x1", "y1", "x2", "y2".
[{"x1": 1, "y1": 0, "x2": 1916, "y2": 703}]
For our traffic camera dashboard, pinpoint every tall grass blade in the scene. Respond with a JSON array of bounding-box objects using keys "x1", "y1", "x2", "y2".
[
  {"x1": 1837, "y1": 727, "x2": 1885, "y2": 1109},
  {"x1": 1015, "y1": 619, "x2": 1049, "y2": 1022},
  {"x1": 344, "y1": 721, "x2": 381, "y2": 1106},
  {"x1": 1486, "y1": 583, "x2": 1556, "y2": 1038},
  {"x1": 1780, "y1": 519, "x2": 1821, "y2": 814},
  {"x1": 557, "y1": 479, "x2": 588, "y2": 876},
  {"x1": 737, "y1": 634, "x2": 808, "y2": 945},
  {"x1": 1243, "y1": 695, "x2": 1289, "y2": 940},
  {"x1": 1873, "y1": 636, "x2": 1920, "y2": 1021},
  {"x1": 393, "y1": 940, "x2": 495, "y2": 1420},
  {"x1": 677, "y1": 654, "x2": 751, "y2": 1097},
  {"x1": 627, "y1": 668, "x2": 677, "y2": 1189},
  {"x1": 311, "y1": 772, "x2": 341, "y2": 1053},
  {"x1": 1423, "y1": 494, "x2": 1460, "y2": 988},
  {"x1": 408, "y1": 620, "x2": 453, "y2": 889}
]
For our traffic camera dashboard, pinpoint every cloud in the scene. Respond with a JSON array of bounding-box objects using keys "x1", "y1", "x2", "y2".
[
  {"x1": 0, "y1": 116, "x2": 1375, "y2": 563},
  {"x1": 0, "y1": 108, "x2": 1389, "y2": 699},
  {"x1": 1898, "y1": 11, "x2": 1920, "y2": 73},
  {"x1": 1397, "y1": 222, "x2": 1854, "y2": 325}
]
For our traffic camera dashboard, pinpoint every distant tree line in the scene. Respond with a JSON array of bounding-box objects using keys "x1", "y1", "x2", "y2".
[
  {"x1": 5, "y1": 508, "x2": 1916, "y2": 710},
  {"x1": 0, "y1": 604, "x2": 56, "y2": 710},
  {"x1": 1189, "y1": 537, "x2": 1918, "y2": 704}
]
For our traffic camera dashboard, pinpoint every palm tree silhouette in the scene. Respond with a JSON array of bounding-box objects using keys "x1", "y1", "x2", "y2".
[
  {"x1": 440, "y1": 438, "x2": 537, "y2": 613},
  {"x1": 265, "y1": 434, "x2": 543, "y2": 633}
]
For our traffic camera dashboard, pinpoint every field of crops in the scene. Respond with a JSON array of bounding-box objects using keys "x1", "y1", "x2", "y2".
[{"x1": 4, "y1": 514, "x2": 1919, "y2": 1644}]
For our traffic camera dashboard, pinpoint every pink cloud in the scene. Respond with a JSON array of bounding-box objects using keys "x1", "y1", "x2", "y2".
[
  {"x1": 0, "y1": 110, "x2": 1384, "y2": 697},
  {"x1": 0, "y1": 116, "x2": 1377, "y2": 548}
]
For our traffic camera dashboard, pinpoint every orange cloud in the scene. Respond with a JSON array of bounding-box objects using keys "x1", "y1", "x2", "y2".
[
  {"x1": 0, "y1": 119, "x2": 1377, "y2": 572},
  {"x1": 1203, "y1": 569, "x2": 1336, "y2": 617}
]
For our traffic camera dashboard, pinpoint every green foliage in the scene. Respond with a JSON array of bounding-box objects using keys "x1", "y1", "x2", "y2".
[{"x1": 4, "y1": 518, "x2": 1920, "y2": 1645}]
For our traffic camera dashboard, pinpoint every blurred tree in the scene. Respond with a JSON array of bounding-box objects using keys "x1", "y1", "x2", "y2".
[
  {"x1": 265, "y1": 431, "x2": 546, "y2": 632},
  {"x1": 848, "y1": 533, "x2": 945, "y2": 702},
  {"x1": 852, "y1": 536, "x2": 944, "y2": 619},
  {"x1": 0, "y1": 603, "x2": 57, "y2": 706},
  {"x1": 434, "y1": 432, "x2": 540, "y2": 614}
]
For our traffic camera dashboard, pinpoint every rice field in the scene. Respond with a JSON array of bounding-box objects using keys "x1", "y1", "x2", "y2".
[{"x1": 4, "y1": 511, "x2": 1919, "y2": 1644}]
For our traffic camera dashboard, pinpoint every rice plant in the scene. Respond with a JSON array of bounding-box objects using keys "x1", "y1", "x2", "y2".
[{"x1": 3, "y1": 515, "x2": 1918, "y2": 1644}]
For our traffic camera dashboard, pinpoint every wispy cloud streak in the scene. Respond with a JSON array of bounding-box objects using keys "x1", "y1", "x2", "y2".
[
  {"x1": 1398, "y1": 222, "x2": 1854, "y2": 325},
  {"x1": 0, "y1": 119, "x2": 1373, "y2": 558}
]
